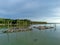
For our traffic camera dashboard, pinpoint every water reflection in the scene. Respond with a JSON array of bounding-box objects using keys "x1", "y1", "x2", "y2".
[
  {"x1": 33, "y1": 39, "x2": 38, "y2": 42},
  {"x1": 0, "y1": 24, "x2": 60, "y2": 45},
  {"x1": 7, "y1": 33, "x2": 9, "y2": 41}
]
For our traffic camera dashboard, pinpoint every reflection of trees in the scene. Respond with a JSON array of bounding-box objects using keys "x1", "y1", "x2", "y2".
[
  {"x1": 17, "y1": 19, "x2": 31, "y2": 28},
  {"x1": 0, "y1": 18, "x2": 47, "y2": 28},
  {"x1": 2, "y1": 19, "x2": 31, "y2": 28}
]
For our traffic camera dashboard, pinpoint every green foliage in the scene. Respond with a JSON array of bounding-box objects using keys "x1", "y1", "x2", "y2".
[
  {"x1": 0, "y1": 18, "x2": 47, "y2": 28},
  {"x1": 17, "y1": 19, "x2": 31, "y2": 28}
]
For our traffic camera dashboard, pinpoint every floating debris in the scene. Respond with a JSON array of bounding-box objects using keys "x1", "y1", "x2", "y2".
[
  {"x1": 33, "y1": 26, "x2": 54, "y2": 30},
  {"x1": 2, "y1": 27, "x2": 32, "y2": 33}
]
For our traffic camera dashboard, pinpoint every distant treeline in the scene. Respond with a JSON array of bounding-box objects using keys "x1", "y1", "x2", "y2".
[
  {"x1": 0, "y1": 18, "x2": 47, "y2": 25},
  {"x1": 31, "y1": 21, "x2": 47, "y2": 24},
  {"x1": 0, "y1": 18, "x2": 32, "y2": 28}
]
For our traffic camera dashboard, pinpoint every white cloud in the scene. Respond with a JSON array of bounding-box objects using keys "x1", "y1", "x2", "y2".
[
  {"x1": 0, "y1": 0, "x2": 60, "y2": 20},
  {"x1": 31, "y1": 17, "x2": 60, "y2": 23},
  {"x1": 0, "y1": 0, "x2": 40, "y2": 14},
  {"x1": 52, "y1": 7, "x2": 60, "y2": 16},
  {"x1": 7, "y1": 0, "x2": 25, "y2": 5},
  {"x1": 23, "y1": 1, "x2": 40, "y2": 9}
]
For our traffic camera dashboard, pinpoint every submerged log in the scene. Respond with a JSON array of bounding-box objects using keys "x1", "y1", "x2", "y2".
[{"x1": 33, "y1": 26, "x2": 54, "y2": 30}]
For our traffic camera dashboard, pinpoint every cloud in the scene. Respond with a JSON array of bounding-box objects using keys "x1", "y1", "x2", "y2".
[
  {"x1": 51, "y1": 7, "x2": 60, "y2": 16},
  {"x1": 0, "y1": 0, "x2": 60, "y2": 23},
  {"x1": 30, "y1": 17, "x2": 60, "y2": 23}
]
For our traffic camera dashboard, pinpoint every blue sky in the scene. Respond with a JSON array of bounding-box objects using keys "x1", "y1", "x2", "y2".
[{"x1": 0, "y1": 0, "x2": 60, "y2": 22}]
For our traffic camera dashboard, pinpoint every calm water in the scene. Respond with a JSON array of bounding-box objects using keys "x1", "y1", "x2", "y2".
[{"x1": 0, "y1": 24, "x2": 60, "y2": 45}]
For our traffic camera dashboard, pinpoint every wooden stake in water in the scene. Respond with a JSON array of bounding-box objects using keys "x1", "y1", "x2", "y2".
[
  {"x1": 54, "y1": 24, "x2": 56, "y2": 31},
  {"x1": 8, "y1": 21, "x2": 9, "y2": 30}
]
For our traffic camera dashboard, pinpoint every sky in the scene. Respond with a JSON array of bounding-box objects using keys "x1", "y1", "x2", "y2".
[{"x1": 0, "y1": 0, "x2": 60, "y2": 23}]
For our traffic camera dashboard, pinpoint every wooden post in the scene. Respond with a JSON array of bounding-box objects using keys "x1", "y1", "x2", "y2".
[
  {"x1": 7, "y1": 21, "x2": 10, "y2": 45},
  {"x1": 18, "y1": 21, "x2": 20, "y2": 30},
  {"x1": 8, "y1": 21, "x2": 9, "y2": 30},
  {"x1": 50, "y1": 24, "x2": 52, "y2": 31},
  {"x1": 54, "y1": 24, "x2": 56, "y2": 31}
]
